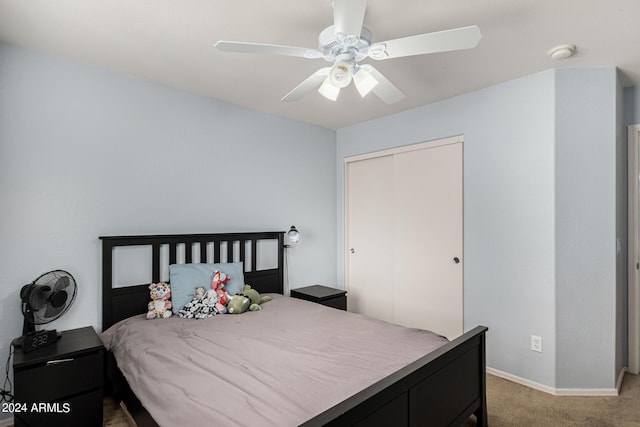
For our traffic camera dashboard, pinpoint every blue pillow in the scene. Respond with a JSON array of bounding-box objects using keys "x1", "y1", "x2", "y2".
[{"x1": 169, "y1": 262, "x2": 245, "y2": 312}]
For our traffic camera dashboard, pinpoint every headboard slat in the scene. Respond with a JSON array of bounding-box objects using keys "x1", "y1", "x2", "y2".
[
  {"x1": 169, "y1": 244, "x2": 177, "y2": 265},
  {"x1": 200, "y1": 243, "x2": 207, "y2": 263},
  {"x1": 251, "y1": 240, "x2": 257, "y2": 272},
  {"x1": 213, "y1": 243, "x2": 220, "y2": 263},
  {"x1": 185, "y1": 243, "x2": 193, "y2": 263},
  {"x1": 152, "y1": 243, "x2": 161, "y2": 283},
  {"x1": 239, "y1": 240, "x2": 246, "y2": 269},
  {"x1": 226, "y1": 241, "x2": 233, "y2": 263}
]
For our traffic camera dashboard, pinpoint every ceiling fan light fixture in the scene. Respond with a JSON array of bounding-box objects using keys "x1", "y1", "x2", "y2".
[
  {"x1": 318, "y1": 77, "x2": 340, "y2": 101},
  {"x1": 328, "y1": 61, "x2": 353, "y2": 88},
  {"x1": 216, "y1": 1, "x2": 481, "y2": 104},
  {"x1": 353, "y1": 67, "x2": 379, "y2": 97}
]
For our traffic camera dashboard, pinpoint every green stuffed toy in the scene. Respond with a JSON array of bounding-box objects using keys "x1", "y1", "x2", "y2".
[
  {"x1": 242, "y1": 284, "x2": 272, "y2": 311},
  {"x1": 227, "y1": 295, "x2": 251, "y2": 314},
  {"x1": 226, "y1": 284, "x2": 272, "y2": 314}
]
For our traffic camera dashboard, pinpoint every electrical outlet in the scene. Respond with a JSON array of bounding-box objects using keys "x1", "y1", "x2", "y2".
[{"x1": 531, "y1": 335, "x2": 542, "y2": 352}]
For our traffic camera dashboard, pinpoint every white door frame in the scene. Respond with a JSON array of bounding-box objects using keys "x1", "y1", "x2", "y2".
[
  {"x1": 344, "y1": 135, "x2": 463, "y2": 163},
  {"x1": 628, "y1": 124, "x2": 640, "y2": 374}
]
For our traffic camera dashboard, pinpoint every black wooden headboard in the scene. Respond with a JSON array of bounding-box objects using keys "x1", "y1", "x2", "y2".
[{"x1": 100, "y1": 231, "x2": 284, "y2": 330}]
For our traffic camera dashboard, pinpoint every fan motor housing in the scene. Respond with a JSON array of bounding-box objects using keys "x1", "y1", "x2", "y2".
[
  {"x1": 19, "y1": 270, "x2": 77, "y2": 337},
  {"x1": 318, "y1": 25, "x2": 372, "y2": 63}
]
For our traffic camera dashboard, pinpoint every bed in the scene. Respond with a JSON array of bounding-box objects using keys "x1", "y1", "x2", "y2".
[{"x1": 100, "y1": 231, "x2": 488, "y2": 427}]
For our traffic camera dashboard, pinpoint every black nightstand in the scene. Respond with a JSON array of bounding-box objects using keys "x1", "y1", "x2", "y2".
[
  {"x1": 290, "y1": 285, "x2": 347, "y2": 310},
  {"x1": 12, "y1": 326, "x2": 105, "y2": 427}
]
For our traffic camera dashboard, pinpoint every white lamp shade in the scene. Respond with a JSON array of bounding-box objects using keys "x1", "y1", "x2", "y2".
[
  {"x1": 353, "y1": 67, "x2": 379, "y2": 97},
  {"x1": 286, "y1": 226, "x2": 301, "y2": 245},
  {"x1": 318, "y1": 77, "x2": 340, "y2": 101},
  {"x1": 328, "y1": 61, "x2": 353, "y2": 88},
  {"x1": 287, "y1": 231, "x2": 300, "y2": 242}
]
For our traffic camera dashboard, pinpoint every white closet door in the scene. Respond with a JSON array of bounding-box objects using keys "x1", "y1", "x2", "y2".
[
  {"x1": 346, "y1": 138, "x2": 463, "y2": 339},
  {"x1": 392, "y1": 143, "x2": 463, "y2": 339},
  {"x1": 346, "y1": 155, "x2": 395, "y2": 324}
]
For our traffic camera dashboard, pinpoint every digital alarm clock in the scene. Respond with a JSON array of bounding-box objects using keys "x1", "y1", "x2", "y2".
[{"x1": 18, "y1": 330, "x2": 59, "y2": 353}]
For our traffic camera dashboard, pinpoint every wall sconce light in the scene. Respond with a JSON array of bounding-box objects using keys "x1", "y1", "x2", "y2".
[{"x1": 284, "y1": 226, "x2": 301, "y2": 248}]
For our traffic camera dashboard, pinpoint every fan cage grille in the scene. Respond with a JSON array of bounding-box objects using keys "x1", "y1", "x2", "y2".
[{"x1": 22, "y1": 270, "x2": 77, "y2": 326}]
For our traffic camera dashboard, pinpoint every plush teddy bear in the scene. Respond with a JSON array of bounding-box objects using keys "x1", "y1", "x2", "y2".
[
  {"x1": 146, "y1": 282, "x2": 173, "y2": 319},
  {"x1": 227, "y1": 294, "x2": 251, "y2": 314},
  {"x1": 211, "y1": 270, "x2": 230, "y2": 314},
  {"x1": 241, "y1": 284, "x2": 272, "y2": 311}
]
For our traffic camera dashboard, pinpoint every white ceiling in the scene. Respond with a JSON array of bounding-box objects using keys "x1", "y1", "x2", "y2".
[{"x1": 1, "y1": 0, "x2": 639, "y2": 129}]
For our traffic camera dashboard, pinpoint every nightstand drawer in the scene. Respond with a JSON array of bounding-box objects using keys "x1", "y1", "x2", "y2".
[
  {"x1": 318, "y1": 295, "x2": 347, "y2": 310},
  {"x1": 14, "y1": 351, "x2": 103, "y2": 402}
]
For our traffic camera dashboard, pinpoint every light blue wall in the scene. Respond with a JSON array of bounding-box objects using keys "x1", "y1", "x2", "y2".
[
  {"x1": 336, "y1": 67, "x2": 623, "y2": 390},
  {"x1": 0, "y1": 43, "x2": 336, "y2": 417},
  {"x1": 624, "y1": 84, "x2": 640, "y2": 379},
  {"x1": 337, "y1": 70, "x2": 558, "y2": 387},
  {"x1": 626, "y1": 86, "x2": 640, "y2": 125},
  {"x1": 554, "y1": 68, "x2": 619, "y2": 388},
  {"x1": 616, "y1": 75, "x2": 627, "y2": 379}
]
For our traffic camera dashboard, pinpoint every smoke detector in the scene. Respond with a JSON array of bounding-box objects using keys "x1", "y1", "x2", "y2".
[{"x1": 548, "y1": 44, "x2": 576, "y2": 60}]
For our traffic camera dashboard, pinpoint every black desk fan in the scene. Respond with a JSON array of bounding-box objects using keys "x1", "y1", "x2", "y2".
[{"x1": 16, "y1": 270, "x2": 77, "y2": 352}]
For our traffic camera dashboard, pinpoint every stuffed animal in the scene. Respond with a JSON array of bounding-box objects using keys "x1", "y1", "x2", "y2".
[
  {"x1": 227, "y1": 294, "x2": 251, "y2": 314},
  {"x1": 178, "y1": 286, "x2": 220, "y2": 319},
  {"x1": 194, "y1": 286, "x2": 206, "y2": 300},
  {"x1": 241, "y1": 284, "x2": 272, "y2": 311},
  {"x1": 211, "y1": 270, "x2": 230, "y2": 314},
  {"x1": 146, "y1": 282, "x2": 173, "y2": 319},
  {"x1": 201, "y1": 289, "x2": 220, "y2": 317}
]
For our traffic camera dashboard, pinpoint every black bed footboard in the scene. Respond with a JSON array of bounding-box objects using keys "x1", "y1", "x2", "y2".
[
  {"x1": 106, "y1": 325, "x2": 487, "y2": 427},
  {"x1": 300, "y1": 326, "x2": 488, "y2": 427}
]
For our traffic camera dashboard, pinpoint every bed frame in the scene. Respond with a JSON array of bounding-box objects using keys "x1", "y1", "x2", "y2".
[{"x1": 101, "y1": 231, "x2": 488, "y2": 427}]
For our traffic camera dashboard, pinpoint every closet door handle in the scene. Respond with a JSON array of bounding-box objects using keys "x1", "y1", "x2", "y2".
[
  {"x1": 350, "y1": 248, "x2": 355, "y2": 254},
  {"x1": 453, "y1": 257, "x2": 460, "y2": 264}
]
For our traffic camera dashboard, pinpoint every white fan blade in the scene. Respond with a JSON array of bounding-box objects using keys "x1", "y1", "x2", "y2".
[
  {"x1": 362, "y1": 65, "x2": 405, "y2": 104},
  {"x1": 333, "y1": 0, "x2": 367, "y2": 37},
  {"x1": 282, "y1": 68, "x2": 331, "y2": 102},
  {"x1": 369, "y1": 25, "x2": 481, "y2": 60},
  {"x1": 215, "y1": 41, "x2": 322, "y2": 59}
]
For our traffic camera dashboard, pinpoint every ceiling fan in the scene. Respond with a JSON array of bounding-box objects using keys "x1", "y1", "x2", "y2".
[{"x1": 215, "y1": 0, "x2": 481, "y2": 103}]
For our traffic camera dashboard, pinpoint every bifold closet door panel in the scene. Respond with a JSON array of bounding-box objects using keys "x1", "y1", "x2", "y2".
[
  {"x1": 346, "y1": 154, "x2": 395, "y2": 324},
  {"x1": 392, "y1": 143, "x2": 463, "y2": 339}
]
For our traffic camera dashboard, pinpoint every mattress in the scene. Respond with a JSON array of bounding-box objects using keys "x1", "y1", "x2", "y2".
[{"x1": 100, "y1": 294, "x2": 448, "y2": 427}]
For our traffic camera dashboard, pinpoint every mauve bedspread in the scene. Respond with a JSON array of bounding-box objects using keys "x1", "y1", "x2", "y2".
[{"x1": 101, "y1": 294, "x2": 448, "y2": 427}]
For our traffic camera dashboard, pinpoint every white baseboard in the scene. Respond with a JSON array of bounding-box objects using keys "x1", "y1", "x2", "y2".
[
  {"x1": 487, "y1": 367, "x2": 622, "y2": 396},
  {"x1": 0, "y1": 416, "x2": 13, "y2": 427}
]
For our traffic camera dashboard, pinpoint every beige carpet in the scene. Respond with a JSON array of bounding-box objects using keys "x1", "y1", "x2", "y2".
[
  {"x1": 101, "y1": 373, "x2": 640, "y2": 426},
  {"x1": 466, "y1": 372, "x2": 640, "y2": 427},
  {"x1": 103, "y1": 398, "x2": 136, "y2": 427}
]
